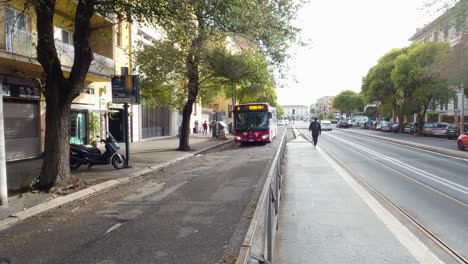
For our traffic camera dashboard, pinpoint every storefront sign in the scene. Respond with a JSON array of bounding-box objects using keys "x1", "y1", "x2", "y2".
[
  {"x1": 2, "y1": 83, "x2": 40, "y2": 100},
  {"x1": 111, "y1": 75, "x2": 140, "y2": 104}
]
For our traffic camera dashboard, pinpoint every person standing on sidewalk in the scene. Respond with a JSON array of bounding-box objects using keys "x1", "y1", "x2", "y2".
[
  {"x1": 202, "y1": 121, "x2": 208, "y2": 135},
  {"x1": 309, "y1": 117, "x2": 321, "y2": 147}
]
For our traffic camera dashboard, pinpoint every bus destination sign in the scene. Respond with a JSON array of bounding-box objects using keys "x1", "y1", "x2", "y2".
[{"x1": 235, "y1": 104, "x2": 265, "y2": 112}]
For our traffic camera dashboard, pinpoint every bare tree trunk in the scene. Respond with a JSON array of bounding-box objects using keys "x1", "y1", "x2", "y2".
[
  {"x1": 39, "y1": 92, "x2": 73, "y2": 188},
  {"x1": 178, "y1": 35, "x2": 201, "y2": 151},
  {"x1": 34, "y1": 0, "x2": 95, "y2": 189}
]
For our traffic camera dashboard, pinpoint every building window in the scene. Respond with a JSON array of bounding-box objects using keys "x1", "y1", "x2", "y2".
[
  {"x1": 54, "y1": 27, "x2": 73, "y2": 45},
  {"x1": 454, "y1": 95, "x2": 458, "y2": 110},
  {"x1": 116, "y1": 23, "x2": 122, "y2": 47},
  {"x1": 5, "y1": 8, "x2": 30, "y2": 32}
]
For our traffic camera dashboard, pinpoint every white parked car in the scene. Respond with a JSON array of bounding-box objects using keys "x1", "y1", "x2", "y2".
[
  {"x1": 284, "y1": 119, "x2": 290, "y2": 125},
  {"x1": 278, "y1": 120, "x2": 285, "y2": 126},
  {"x1": 321, "y1": 120, "x2": 333, "y2": 131}
]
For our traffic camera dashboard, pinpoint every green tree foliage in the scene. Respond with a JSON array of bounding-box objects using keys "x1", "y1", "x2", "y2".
[
  {"x1": 136, "y1": 0, "x2": 300, "y2": 150},
  {"x1": 332, "y1": 90, "x2": 365, "y2": 117},
  {"x1": 362, "y1": 42, "x2": 452, "y2": 132},
  {"x1": 364, "y1": 106, "x2": 379, "y2": 119},
  {"x1": 327, "y1": 113, "x2": 336, "y2": 120},
  {"x1": 392, "y1": 42, "x2": 452, "y2": 131},
  {"x1": 204, "y1": 47, "x2": 274, "y2": 105}
]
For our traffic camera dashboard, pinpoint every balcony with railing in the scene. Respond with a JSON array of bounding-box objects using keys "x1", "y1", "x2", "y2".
[{"x1": 1, "y1": 28, "x2": 114, "y2": 78}]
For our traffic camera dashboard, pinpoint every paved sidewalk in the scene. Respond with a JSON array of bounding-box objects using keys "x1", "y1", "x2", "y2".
[
  {"x1": 274, "y1": 136, "x2": 443, "y2": 264},
  {"x1": 1, "y1": 134, "x2": 231, "y2": 222}
]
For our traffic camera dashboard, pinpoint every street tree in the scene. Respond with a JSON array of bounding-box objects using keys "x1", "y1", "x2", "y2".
[
  {"x1": 392, "y1": 42, "x2": 452, "y2": 132},
  {"x1": 21, "y1": 0, "x2": 163, "y2": 189},
  {"x1": 204, "y1": 47, "x2": 274, "y2": 106},
  {"x1": 141, "y1": 0, "x2": 300, "y2": 151},
  {"x1": 361, "y1": 48, "x2": 409, "y2": 126},
  {"x1": 332, "y1": 90, "x2": 365, "y2": 118}
]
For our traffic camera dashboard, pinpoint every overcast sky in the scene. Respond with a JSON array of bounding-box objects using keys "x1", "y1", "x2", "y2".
[{"x1": 277, "y1": 0, "x2": 434, "y2": 106}]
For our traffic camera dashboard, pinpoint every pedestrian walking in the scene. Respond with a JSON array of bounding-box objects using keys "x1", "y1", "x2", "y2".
[
  {"x1": 309, "y1": 117, "x2": 321, "y2": 147},
  {"x1": 202, "y1": 121, "x2": 208, "y2": 135}
]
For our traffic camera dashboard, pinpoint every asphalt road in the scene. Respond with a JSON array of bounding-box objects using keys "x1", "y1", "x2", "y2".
[
  {"x1": 0, "y1": 128, "x2": 286, "y2": 264},
  {"x1": 297, "y1": 123, "x2": 468, "y2": 261},
  {"x1": 343, "y1": 127, "x2": 463, "y2": 151}
]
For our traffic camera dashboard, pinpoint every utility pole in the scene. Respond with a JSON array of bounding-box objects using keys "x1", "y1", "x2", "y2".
[
  {"x1": 0, "y1": 84, "x2": 8, "y2": 206},
  {"x1": 461, "y1": 86, "x2": 465, "y2": 136}
]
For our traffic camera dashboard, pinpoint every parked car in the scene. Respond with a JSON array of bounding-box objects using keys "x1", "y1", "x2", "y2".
[
  {"x1": 337, "y1": 120, "x2": 350, "y2": 128},
  {"x1": 330, "y1": 120, "x2": 338, "y2": 124},
  {"x1": 284, "y1": 119, "x2": 290, "y2": 125},
  {"x1": 457, "y1": 132, "x2": 468, "y2": 150},
  {"x1": 381, "y1": 121, "x2": 392, "y2": 132},
  {"x1": 403, "y1": 123, "x2": 418, "y2": 134},
  {"x1": 457, "y1": 123, "x2": 468, "y2": 133},
  {"x1": 376, "y1": 121, "x2": 383, "y2": 130},
  {"x1": 278, "y1": 119, "x2": 286, "y2": 126},
  {"x1": 391, "y1": 123, "x2": 400, "y2": 133},
  {"x1": 421, "y1": 122, "x2": 435, "y2": 136},
  {"x1": 446, "y1": 123, "x2": 459, "y2": 139},
  {"x1": 321, "y1": 120, "x2": 333, "y2": 131},
  {"x1": 432, "y1": 122, "x2": 449, "y2": 137}
]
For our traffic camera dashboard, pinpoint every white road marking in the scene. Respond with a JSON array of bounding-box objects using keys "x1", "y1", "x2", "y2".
[
  {"x1": 105, "y1": 223, "x2": 123, "y2": 235},
  {"x1": 325, "y1": 132, "x2": 468, "y2": 196},
  {"x1": 333, "y1": 129, "x2": 468, "y2": 164},
  {"x1": 317, "y1": 146, "x2": 445, "y2": 264},
  {"x1": 319, "y1": 133, "x2": 468, "y2": 208}
]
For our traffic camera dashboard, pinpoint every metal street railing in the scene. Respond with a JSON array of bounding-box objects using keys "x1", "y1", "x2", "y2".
[{"x1": 236, "y1": 130, "x2": 287, "y2": 264}]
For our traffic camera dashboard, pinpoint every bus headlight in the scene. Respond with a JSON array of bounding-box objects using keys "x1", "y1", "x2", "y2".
[{"x1": 262, "y1": 135, "x2": 269, "y2": 139}]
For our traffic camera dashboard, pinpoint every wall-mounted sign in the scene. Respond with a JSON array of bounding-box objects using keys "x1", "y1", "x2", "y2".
[
  {"x1": 111, "y1": 75, "x2": 140, "y2": 104},
  {"x1": 2, "y1": 83, "x2": 40, "y2": 100}
]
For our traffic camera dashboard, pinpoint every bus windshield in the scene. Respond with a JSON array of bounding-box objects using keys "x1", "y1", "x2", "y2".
[{"x1": 235, "y1": 112, "x2": 268, "y2": 131}]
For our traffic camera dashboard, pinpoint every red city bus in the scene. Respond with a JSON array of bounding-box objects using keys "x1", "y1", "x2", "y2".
[{"x1": 232, "y1": 103, "x2": 277, "y2": 144}]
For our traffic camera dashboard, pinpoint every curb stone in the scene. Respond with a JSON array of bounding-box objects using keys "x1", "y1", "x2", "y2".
[
  {"x1": 345, "y1": 129, "x2": 468, "y2": 159},
  {"x1": 0, "y1": 139, "x2": 233, "y2": 230}
]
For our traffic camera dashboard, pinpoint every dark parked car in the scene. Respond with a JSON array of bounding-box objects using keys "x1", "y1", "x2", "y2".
[
  {"x1": 422, "y1": 122, "x2": 435, "y2": 136},
  {"x1": 392, "y1": 123, "x2": 401, "y2": 133},
  {"x1": 337, "y1": 120, "x2": 350, "y2": 128},
  {"x1": 447, "y1": 123, "x2": 459, "y2": 139}
]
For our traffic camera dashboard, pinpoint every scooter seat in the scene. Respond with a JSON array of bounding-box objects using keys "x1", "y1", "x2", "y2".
[{"x1": 71, "y1": 144, "x2": 101, "y2": 154}]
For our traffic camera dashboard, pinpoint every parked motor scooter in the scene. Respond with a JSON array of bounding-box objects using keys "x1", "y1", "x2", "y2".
[{"x1": 70, "y1": 133, "x2": 125, "y2": 170}]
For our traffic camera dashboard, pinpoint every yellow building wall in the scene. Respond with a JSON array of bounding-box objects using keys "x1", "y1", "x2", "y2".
[{"x1": 114, "y1": 22, "x2": 133, "y2": 75}]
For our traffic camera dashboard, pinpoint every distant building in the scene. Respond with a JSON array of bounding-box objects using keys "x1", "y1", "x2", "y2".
[
  {"x1": 409, "y1": 5, "x2": 467, "y2": 123},
  {"x1": 316, "y1": 96, "x2": 336, "y2": 115},
  {"x1": 281, "y1": 105, "x2": 309, "y2": 120}
]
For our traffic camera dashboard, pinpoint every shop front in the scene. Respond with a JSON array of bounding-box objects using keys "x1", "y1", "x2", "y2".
[
  {"x1": 70, "y1": 110, "x2": 88, "y2": 144},
  {"x1": 2, "y1": 81, "x2": 41, "y2": 161}
]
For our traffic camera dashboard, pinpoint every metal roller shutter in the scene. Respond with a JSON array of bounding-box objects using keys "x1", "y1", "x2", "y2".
[{"x1": 4, "y1": 102, "x2": 39, "y2": 161}]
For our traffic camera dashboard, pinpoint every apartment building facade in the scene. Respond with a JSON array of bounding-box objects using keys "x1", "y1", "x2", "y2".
[
  {"x1": 316, "y1": 96, "x2": 336, "y2": 115},
  {"x1": 0, "y1": 1, "x2": 114, "y2": 161},
  {"x1": 409, "y1": 8, "x2": 467, "y2": 123}
]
